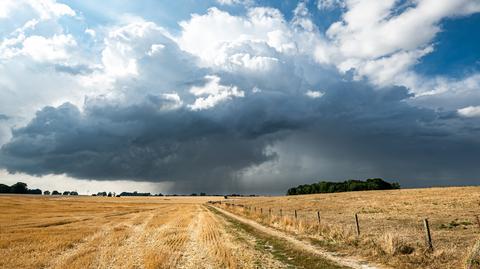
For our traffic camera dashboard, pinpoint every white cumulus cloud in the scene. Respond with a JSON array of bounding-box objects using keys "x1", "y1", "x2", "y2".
[
  {"x1": 21, "y1": 34, "x2": 77, "y2": 62},
  {"x1": 305, "y1": 90, "x2": 325, "y2": 99},
  {"x1": 85, "y1": 28, "x2": 96, "y2": 37},
  {"x1": 316, "y1": 0, "x2": 480, "y2": 100},
  {"x1": 178, "y1": 7, "x2": 296, "y2": 67},
  {"x1": 189, "y1": 75, "x2": 245, "y2": 110},
  {"x1": 458, "y1": 106, "x2": 480, "y2": 118}
]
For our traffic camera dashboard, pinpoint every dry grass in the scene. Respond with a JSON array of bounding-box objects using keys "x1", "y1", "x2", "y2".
[
  {"x1": 2, "y1": 194, "x2": 284, "y2": 269},
  {"x1": 0, "y1": 196, "x2": 238, "y2": 268},
  {"x1": 466, "y1": 239, "x2": 480, "y2": 269},
  {"x1": 2, "y1": 187, "x2": 478, "y2": 268},
  {"x1": 219, "y1": 186, "x2": 480, "y2": 269}
]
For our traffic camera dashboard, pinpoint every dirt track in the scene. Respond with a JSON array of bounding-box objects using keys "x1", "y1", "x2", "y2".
[{"x1": 211, "y1": 205, "x2": 388, "y2": 269}]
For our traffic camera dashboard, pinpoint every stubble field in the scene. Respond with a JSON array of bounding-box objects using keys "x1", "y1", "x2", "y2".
[
  {"x1": 220, "y1": 186, "x2": 480, "y2": 268},
  {"x1": 0, "y1": 195, "x2": 295, "y2": 269},
  {"x1": 1, "y1": 186, "x2": 479, "y2": 269}
]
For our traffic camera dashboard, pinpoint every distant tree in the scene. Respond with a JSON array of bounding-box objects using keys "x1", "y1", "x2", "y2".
[
  {"x1": 391, "y1": 182, "x2": 401, "y2": 189},
  {"x1": 27, "y1": 189, "x2": 42, "y2": 195},
  {"x1": 10, "y1": 182, "x2": 28, "y2": 194},
  {"x1": 191, "y1": 193, "x2": 197, "y2": 196},
  {"x1": 63, "y1": 191, "x2": 70, "y2": 195},
  {"x1": 118, "y1": 192, "x2": 151, "y2": 197},
  {"x1": 286, "y1": 188, "x2": 296, "y2": 195},
  {"x1": 52, "y1": 190, "x2": 61, "y2": 195},
  {"x1": 0, "y1": 183, "x2": 11, "y2": 193},
  {"x1": 69, "y1": 191, "x2": 78, "y2": 195},
  {"x1": 43, "y1": 190, "x2": 51, "y2": 195},
  {"x1": 287, "y1": 178, "x2": 400, "y2": 195},
  {"x1": 200, "y1": 192, "x2": 206, "y2": 196},
  {"x1": 107, "y1": 192, "x2": 112, "y2": 197},
  {"x1": 346, "y1": 180, "x2": 364, "y2": 192},
  {"x1": 365, "y1": 178, "x2": 395, "y2": 190},
  {"x1": 0, "y1": 182, "x2": 45, "y2": 194}
]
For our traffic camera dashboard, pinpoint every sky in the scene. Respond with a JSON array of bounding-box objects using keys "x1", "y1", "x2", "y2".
[{"x1": 0, "y1": 0, "x2": 479, "y2": 195}]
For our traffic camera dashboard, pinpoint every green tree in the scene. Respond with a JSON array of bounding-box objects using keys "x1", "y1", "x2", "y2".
[
  {"x1": 10, "y1": 182, "x2": 28, "y2": 194},
  {"x1": 287, "y1": 178, "x2": 400, "y2": 195},
  {"x1": 0, "y1": 184, "x2": 11, "y2": 193}
]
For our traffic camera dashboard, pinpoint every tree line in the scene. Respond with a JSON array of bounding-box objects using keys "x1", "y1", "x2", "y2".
[
  {"x1": 287, "y1": 178, "x2": 400, "y2": 195},
  {"x1": 0, "y1": 182, "x2": 78, "y2": 195},
  {"x1": 0, "y1": 182, "x2": 208, "y2": 197}
]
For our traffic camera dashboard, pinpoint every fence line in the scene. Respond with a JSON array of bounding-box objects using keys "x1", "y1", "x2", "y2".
[{"x1": 208, "y1": 200, "x2": 479, "y2": 251}]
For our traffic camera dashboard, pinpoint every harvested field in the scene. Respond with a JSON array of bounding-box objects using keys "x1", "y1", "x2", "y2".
[
  {"x1": 217, "y1": 186, "x2": 480, "y2": 269},
  {"x1": 0, "y1": 195, "x2": 342, "y2": 269},
  {"x1": 1, "y1": 187, "x2": 478, "y2": 269}
]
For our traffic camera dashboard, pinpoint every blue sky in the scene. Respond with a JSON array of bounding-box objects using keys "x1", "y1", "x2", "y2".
[
  {"x1": 414, "y1": 13, "x2": 480, "y2": 77},
  {"x1": 0, "y1": 0, "x2": 479, "y2": 194}
]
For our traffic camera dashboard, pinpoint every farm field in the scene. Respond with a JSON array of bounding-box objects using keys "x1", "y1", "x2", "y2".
[
  {"x1": 221, "y1": 186, "x2": 480, "y2": 269},
  {"x1": 0, "y1": 195, "x2": 344, "y2": 269},
  {"x1": 1, "y1": 187, "x2": 479, "y2": 269}
]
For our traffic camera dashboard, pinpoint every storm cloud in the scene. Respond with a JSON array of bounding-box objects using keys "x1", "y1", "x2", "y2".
[
  {"x1": 1, "y1": 76, "x2": 479, "y2": 193},
  {"x1": 0, "y1": 1, "x2": 479, "y2": 193}
]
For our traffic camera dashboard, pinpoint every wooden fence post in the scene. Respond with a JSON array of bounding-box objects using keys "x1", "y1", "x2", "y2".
[
  {"x1": 423, "y1": 218, "x2": 433, "y2": 251},
  {"x1": 260, "y1": 208, "x2": 263, "y2": 214},
  {"x1": 317, "y1": 211, "x2": 321, "y2": 225},
  {"x1": 269, "y1": 208, "x2": 271, "y2": 216},
  {"x1": 354, "y1": 213, "x2": 360, "y2": 236},
  {"x1": 280, "y1": 209, "x2": 282, "y2": 217},
  {"x1": 294, "y1": 209, "x2": 297, "y2": 220}
]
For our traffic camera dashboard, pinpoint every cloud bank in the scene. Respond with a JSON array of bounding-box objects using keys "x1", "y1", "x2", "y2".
[{"x1": 0, "y1": 0, "x2": 479, "y2": 193}]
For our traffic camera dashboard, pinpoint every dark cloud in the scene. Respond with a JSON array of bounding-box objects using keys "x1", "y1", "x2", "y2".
[
  {"x1": 0, "y1": 97, "x2": 279, "y2": 193},
  {"x1": 0, "y1": 114, "x2": 9, "y2": 120},
  {"x1": 1, "y1": 75, "x2": 479, "y2": 194},
  {"x1": 1, "y1": 20, "x2": 479, "y2": 194}
]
